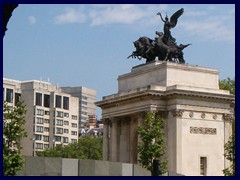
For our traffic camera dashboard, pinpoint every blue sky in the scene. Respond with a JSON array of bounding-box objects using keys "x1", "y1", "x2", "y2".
[{"x1": 3, "y1": 4, "x2": 235, "y2": 119}]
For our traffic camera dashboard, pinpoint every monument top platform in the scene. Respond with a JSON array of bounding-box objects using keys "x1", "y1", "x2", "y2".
[{"x1": 118, "y1": 61, "x2": 219, "y2": 93}]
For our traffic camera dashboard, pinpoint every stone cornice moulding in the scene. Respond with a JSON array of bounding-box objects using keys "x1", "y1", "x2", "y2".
[
  {"x1": 96, "y1": 88, "x2": 234, "y2": 108},
  {"x1": 118, "y1": 62, "x2": 219, "y2": 80}
]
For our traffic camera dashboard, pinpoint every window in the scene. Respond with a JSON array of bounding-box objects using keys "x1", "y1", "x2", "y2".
[
  {"x1": 44, "y1": 127, "x2": 49, "y2": 132},
  {"x1": 82, "y1": 106, "x2": 87, "y2": 111},
  {"x1": 36, "y1": 93, "x2": 42, "y2": 106},
  {"x1": 82, "y1": 96, "x2": 88, "y2": 100},
  {"x1": 36, "y1": 126, "x2": 43, "y2": 132},
  {"x1": 64, "y1": 121, "x2": 69, "y2": 125},
  {"x1": 14, "y1": 93, "x2": 21, "y2": 105},
  {"x1": 71, "y1": 123, "x2": 77, "y2": 128},
  {"x1": 36, "y1": 109, "x2": 44, "y2": 116},
  {"x1": 200, "y1": 157, "x2": 207, "y2": 176},
  {"x1": 72, "y1": 115, "x2": 78, "y2": 120},
  {"x1": 35, "y1": 143, "x2": 43, "y2": 149},
  {"x1": 35, "y1": 134, "x2": 42, "y2": 140},
  {"x1": 44, "y1": 94, "x2": 50, "y2": 108},
  {"x1": 71, "y1": 139, "x2": 77, "y2": 143},
  {"x1": 55, "y1": 136, "x2": 61, "y2": 142},
  {"x1": 81, "y1": 116, "x2": 88, "y2": 120},
  {"x1": 63, "y1": 96, "x2": 69, "y2": 110},
  {"x1": 36, "y1": 117, "x2": 44, "y2": 124},
  {"x1": 71, "y1": 131, "x2": 77, "y2": 135},
  {"x1": 56, "y1": 119, "x2": 63, "y2": 126},
  {"x1": 55, "y1": 95, "x2": 62, "y2": 108},
  {"x1": 81, "y1": 111, "x2": 88, "y2": 115},
  {"x1": 45, "y1": 111, "x2": 50, "y2": 115},
  {"x1": 63, "y1": 137, "x2": 69, "y2": 143},
  {"x1": 44, "y1": 119, "x2": 50, "y2": 124},
  {"x1": 43, "y1": 136, "x2": 49, "y2": 142},
  {"x1": 44, "y1": 144, "x2": 49, "y2": 149},
  {"x1": 64, "y1": 113, "x2": 69, "y2": 117},
  {"x1": 56, "y1": 111, "x2": 63, "y2": 118},
  {"x1": 6, "y1": 88, "x2": 13, "y2": 103},
  {"x1": 56, "y1": 128, "x2": 63, "y2": 134},
  {"x1": 64, "y1": 129, "x2": 69, "y2": 134},
  {"x1": 81, "y1": 101, "x2": 87, "y2": 105},
  {"x1": 7, "y1": 106, "x2": 13, "y2": 111}
]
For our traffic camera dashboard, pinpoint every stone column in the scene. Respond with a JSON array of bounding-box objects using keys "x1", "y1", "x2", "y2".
[
  {"x1": 157, "y1": 110, "x2": 169, "y2": 161},
  {"x1": 223, "y1": 113, "x2": 233, "y2": 170},
  {"x1": 103, "y1": 119, "x2": 109, "y2": 161},
  {"x1": 137, "y1": 112, "x2": 145, "y2": 162},
  {"x1": 170, "y1": 109, "x2": 184, "y2": 175},
  {"x1": 119, "y1": 118, "x2": 128, "y2": 162},
  {"x1": 223, "y1": 113, "x2": 233, "y2": 143},
  {"x1": 129, "y1": 115, "x2": 138, "y2": 164},
  {"x1": 110, "y1": 117, "x2": 118, "y2": 162}
]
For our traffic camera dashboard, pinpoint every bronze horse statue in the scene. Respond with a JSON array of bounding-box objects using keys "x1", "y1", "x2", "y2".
[
  {"x1": 128, "y1": 34, "x2": 190, "y2": 63},
  {"x1": 128, "y1": 8, "x2": 191, "y2": 64}
]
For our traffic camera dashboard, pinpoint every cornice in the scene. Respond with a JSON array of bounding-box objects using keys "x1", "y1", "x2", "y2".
[
  {"x1": 96, "y1": 88, "x2": 234, "y2": 108},
  {"x1": 118, "y1": 62, "x2": 218, "y2": 80}
]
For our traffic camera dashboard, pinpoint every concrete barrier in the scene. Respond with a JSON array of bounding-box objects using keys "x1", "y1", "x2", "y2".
[{"x1": 17, "y1": 156, "x2": 151, "y2": 176}]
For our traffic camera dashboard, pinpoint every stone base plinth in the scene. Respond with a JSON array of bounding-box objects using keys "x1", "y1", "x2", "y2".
[{"x1": 118, "y1": 61, "x2": 219, "y2": 92}]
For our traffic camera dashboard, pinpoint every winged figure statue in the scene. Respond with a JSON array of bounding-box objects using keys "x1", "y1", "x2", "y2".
[
  {"x1": 157, "y1": 8, "x2": 184, "y2": 44},
  {"x1": 128, "y1": 8, "x2": 191, "y2": 64}
]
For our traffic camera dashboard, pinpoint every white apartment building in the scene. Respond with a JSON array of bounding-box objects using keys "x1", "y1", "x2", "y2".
[
  {"x1": 3, "y1": 78, "x2": 79, "y2": 156},
  {"x1": 61, "y1": 86, "x2": 97, "y2": 130}
]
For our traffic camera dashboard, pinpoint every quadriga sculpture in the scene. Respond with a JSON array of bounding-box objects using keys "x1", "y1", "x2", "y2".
[{"x1": 128, "y1": 8, "x2": 191, "y2": 64}]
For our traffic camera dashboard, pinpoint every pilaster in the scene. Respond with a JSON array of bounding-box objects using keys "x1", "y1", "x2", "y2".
[
  {"x1": 103, "y1": 119, "x2": 109, "y2": 161},
  {"x1": 136, "y1": 112, "x2": 146, "y2": 162},
  {"x1": 110, "y1": 117, "x2": 118, "y2": 162},
  {"x1": 129, "y1": 115, "x2": 138, "y2": 163}
]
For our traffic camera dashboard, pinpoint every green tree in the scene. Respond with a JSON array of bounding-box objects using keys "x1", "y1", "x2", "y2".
[
  {"x1": 137, "y1": 111, "x2": 168, "y2": 176},
  {"x1": 223, "y1": 118, "x2": 235, "y2": 176},
  {"x1": 3, "y1": 101, "x2": 27, "y2": 176},
  {"x1": 219, "y1": 77, "x2": 235, "y2": 175},
  {"x1": 219, "y1": 77, "x2": 235, "y2": 95},
  {"x1": 37, "y1": 135, "x2": 103, "y2": 160}
]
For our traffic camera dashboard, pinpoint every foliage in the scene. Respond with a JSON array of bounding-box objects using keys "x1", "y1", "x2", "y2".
[
  {"x1": 137, "y1": 111, "x2": 167, "y2": 176},
  {"x1": 37, "y1": 135, "x2": 103, "y2": 160},
  {"x1": 3, "y1": 101, "x2": 27, "y2": 176},
  {"x1": 219, "y1": 77, "x2": 235, "y2": 175},
  {"x1": 223, "y1": 117, "x2": 235, "y2": 176},
  {"x1": 219, "y1": 77, "x2": 235, "y2": 95}
]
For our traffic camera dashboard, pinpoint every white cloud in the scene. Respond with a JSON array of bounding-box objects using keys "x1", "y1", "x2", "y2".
[
  {"x1": 89, "y1": 4, "x2": 170, "y2": 26},
  {"x1": 54, "y1": 7, "x2": 86, "y2": 24},
  {"x1": 53, "y1": 4, "x2": 168, "y2": 26},
  {"x1": 52, "y1": 5, "x2": 234, "y2": 43},
  {"x1": 179, "y1": 9, "x2": 235, "y2": 43},
  {"x1": 28, "y1": 16, "x2": 36, "y2": 25},
  {"x1": 120, "y1": 4, "x2": 135, "y2": 10},
  {"x1": 89, "y1": 5, "x2": 147, "y2": 26},
  {"x1": 184, "y1": 11, "x2": 207, "y2": 17}
]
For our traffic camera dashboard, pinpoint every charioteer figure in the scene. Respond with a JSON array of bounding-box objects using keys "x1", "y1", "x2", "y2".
[{"x1": 128, "y1": 8, "x2": 191, "y2": 64}]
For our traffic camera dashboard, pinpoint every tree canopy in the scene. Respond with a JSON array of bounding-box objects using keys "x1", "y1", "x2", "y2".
[
  {"x1": 137, "y1": 111, "x2": 168, "y2": 176},
  {"x1": 223, "y1": 122, "x2": 235, "y2": 176},
  {"x1": 219, "y1": 77, "x2": 235, "y2": 176},
  {"x1": 37, "y1": 135, "x2": 103, "y2": 160},
  {"x1": 219, "y1": 77, "x2": 235, "y2": 95},
  {"x1": 3, "y1": 101, "x2": 27, "y2": 176}
]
